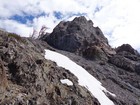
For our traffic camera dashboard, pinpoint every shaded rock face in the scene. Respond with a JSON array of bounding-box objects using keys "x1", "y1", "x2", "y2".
[
  {"x1": 0, "y1": 59, "x2": 8, "y2": 101},
  {"x1": 44, "y1": 16, "x2": 114, "y2": 60},
  {"x1": 109, "y1": 55, "x2": 135, "y2": 72},
  {"x1": 135, "y1": 64, "x2": 140, "y2": 74},
  {"x1": 116, "y1": 44, "x2": 140, "y2": 56},
  {"x1": 109, "y1": 44, "x2": 140, "y2": 74},
  {"x1": 0, "y1": 30, "x2": 100, "y2": 105},
  {"x1": 82, "y1": 46, "x2": 107, "y2": 61}
]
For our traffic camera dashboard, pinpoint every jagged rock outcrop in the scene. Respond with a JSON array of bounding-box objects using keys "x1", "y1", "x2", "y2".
[
  {"x1": 44, "y1": 16, "x2": 115, "y2": 61},
  {"x1": 109, "y1": 44, "x2": 140, "y2": 74},
  {"x1": 0, "y1": 30, "x2": 100, "y2": 105},
  {"x1": 116, "y1": 44, "x2": 140, "y2": 56}
]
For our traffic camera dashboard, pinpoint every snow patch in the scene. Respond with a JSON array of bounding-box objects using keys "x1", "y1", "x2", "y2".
[
  {"x1": 60, "y1": 79, "x2": 73, "y2": 86},
  {"x1": 45, "y1": 49, "x2": 115, "y2": 105}
]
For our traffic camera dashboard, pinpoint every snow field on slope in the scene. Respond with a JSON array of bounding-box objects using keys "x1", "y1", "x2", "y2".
[{"x1": 45, "y1": 49, "x2": 115, "y2": 105}]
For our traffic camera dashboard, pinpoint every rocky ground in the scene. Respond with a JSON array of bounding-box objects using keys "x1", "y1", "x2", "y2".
[
  {"x1": 42, "y1": 16, "x2": 140, "y2": 105},
  {"x1": 0, "y1": 16, "x2": 140, "y2": 105},
  {"x1": 0, "y1": 30, "x2": 100, "y2": 105}
]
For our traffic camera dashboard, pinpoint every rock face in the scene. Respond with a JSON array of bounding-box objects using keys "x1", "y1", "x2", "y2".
[
  {"x1": 109, "y1": 44, "x2": 140, "y2": 73},
  {"x1": 41, "y1": 16, "x2": 140, "y2": 105},
  {"x1": 116, "y1": 44, "x2": 140, "y2": 56},
  {"x1": 0, "y1": 30, "x2": 100, "y2": 105},
  {"x1": 45, "y1": 16, "x2": 115, "y2": 61},
  {"x1": 0, "y1": 59, "x2": 8, "y2": 101}
]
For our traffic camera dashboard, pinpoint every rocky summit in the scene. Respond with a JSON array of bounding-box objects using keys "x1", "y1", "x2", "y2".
[
  {"x1": 0, "y1": 16, "x2": 140, "y2": 105},
  {"x1": 44, "y1": 16, "x2": 115, "y2": 61}
]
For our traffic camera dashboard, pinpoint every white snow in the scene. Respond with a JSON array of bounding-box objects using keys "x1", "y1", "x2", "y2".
[
  {"x1": 60, "y1": 79, "x2": 73, "y2": 86},
  {"x1": 45, "y1": 49, "x2": 115, "y2": 105}
]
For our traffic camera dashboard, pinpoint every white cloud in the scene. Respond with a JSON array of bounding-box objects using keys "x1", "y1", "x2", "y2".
[
  {"x1": 93, "y1": 0, "x2": 140, "y2": 49},
  {"x1": 32, "y1": 14, "x2": 61, "y2": 33},
  {"x1": 1, "y1": 0, "x2": 45, "y2": 17},
  {"x1": 0, "y1": 19, "x2": 33, "y2": 37},
  {"x1": 0, "y1": 0, "x2": 140, "y2": 50}
]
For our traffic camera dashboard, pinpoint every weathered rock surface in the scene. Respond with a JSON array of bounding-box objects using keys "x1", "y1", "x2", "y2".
[
  {"x1": 0, "y1": 30, "x2": 100, "y2": 105},
  {"x1": 57, "y1": 47, "x2": 140, "y2": 105},
  {"x1": 44, "y1": 16, "x2": 115, "y2": 61},
  {"x1": 0, "y1": 59, "x2": 8, "y2": 101},
  {"x1": 41, "y1": 16, "x2": 140, "y2": 105},
  {"x1": 109, "y1": 55, "x2": 135, "y2": 72},
  {"x1": 116, "y1": 44, "x2": 140, "y2": 56}
]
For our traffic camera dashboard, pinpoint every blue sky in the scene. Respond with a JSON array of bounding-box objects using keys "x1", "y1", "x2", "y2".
[
  {"x1": 10, "y1": 15, "x2": 34, "y2": 24},
  {"x1": 53, "y1": 11, "x2": 63, "y2": 19},
  {"x1": 0, "y1": 0, "x2": 140, "y2": 51}
]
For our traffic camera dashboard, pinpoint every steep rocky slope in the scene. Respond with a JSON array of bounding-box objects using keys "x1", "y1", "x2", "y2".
[
  {"x1": 0, "y1": 30, "x2": 100, "y2": 105},
  {"x1": 42, "y1": 16, "x2": 140, "y2": 105}
]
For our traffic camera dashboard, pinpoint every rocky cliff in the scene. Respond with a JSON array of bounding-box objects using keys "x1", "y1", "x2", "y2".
[{"x1": 0, "y1": 16, "x2": 140, "y2": 105}]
